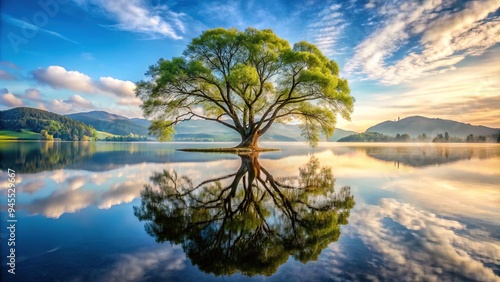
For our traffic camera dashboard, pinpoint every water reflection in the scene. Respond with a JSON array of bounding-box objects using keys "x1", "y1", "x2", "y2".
[
  {"x1": 2, "y1": 142, "x2": 499, "y2": 174},
  {"x1": 0, "y1": 141, "x2": 96, "y2": 173},
  {"x1": 328, "y1": 199, "x2": 500, "y2": 281},
  {"x1": 363, "y1": 144, "x2": 500, "y2": 167},
  {"x1": 134, "y1": 153, "x2": 355, "y2": 276},
  {"x1": 1, "y1": 143, "x2": 499, "y2": 281}
]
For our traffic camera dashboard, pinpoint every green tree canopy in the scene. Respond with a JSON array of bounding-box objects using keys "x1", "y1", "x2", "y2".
[
  {"x1": 136, "y1": 28, "x2": 354, "y2": 149},
  {"x1": 134, "y1": 154, "x2": 355, "y2": 276}
]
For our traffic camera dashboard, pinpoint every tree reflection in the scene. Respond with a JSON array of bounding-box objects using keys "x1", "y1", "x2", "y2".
[{"x1": 134, "y1": 154, "x2": 355, "y2": 276}]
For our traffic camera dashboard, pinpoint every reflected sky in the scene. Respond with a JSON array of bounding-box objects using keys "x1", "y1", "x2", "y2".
[{"x1": 0, "y1": 142, "x2": 499, "y2": 281}]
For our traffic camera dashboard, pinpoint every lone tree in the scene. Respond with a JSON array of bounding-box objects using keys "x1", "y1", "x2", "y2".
[{"x1": 136, "y1": 28, "x2": 354, "y2": 150}]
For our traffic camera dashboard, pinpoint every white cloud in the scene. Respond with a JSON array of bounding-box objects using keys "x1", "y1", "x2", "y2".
[
  {"x1": 19, "y1": 181, "x2": 45, "y2": 194},
  {"x1": 66, "y1": 176, "x2": 87, "y2": 190},
  {"x1": 1, "y1": 92, "x2": 24, "y2": 107},
  {"x1": 76, "y1": 0, "x2": 185, "y2": 39},
  {"x1": 98, "y1": 181, "x2": 141, "y2": 209},
  {"x1": 45, "y1": 94, "x2": 95, "y2": 114},
  {"x1": 24, "y1": 88, "x2": 41, "y2": 100},
  {"x1": 98, "y1": 76, "x2": 136, "y2": 98},
  {"x1": 27, "y1": 189, "x2": 97, "y2": 218},
  {"x1": 32, "y1": 66, "x2": 97, "y2": 93},
  {"x1": 50, "y1": 170, "x2": 69, "y2": 184},
  {"x1": 32, "y1": 65, "x2": 139, "y2": 101},
  {"x1": 47, "y1": 99, "x2": 72, "y2": 113},
  {"x1": 99, "y1": 246, "x2": 186, "y2": 282},
  {"x1": 309, "y1": 4, "x2": 347, "y2": 56},
  {"x1": 67, "y1": 94, "x2": 94, "y2": 108},
  {"x1": 347, "y1": 0, "x2": 500, "y2": 84}
]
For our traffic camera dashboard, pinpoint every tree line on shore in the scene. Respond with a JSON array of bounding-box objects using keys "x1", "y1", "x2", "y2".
[{"x1": 338, "y1": 131, "x2": 499, "y2": 143}]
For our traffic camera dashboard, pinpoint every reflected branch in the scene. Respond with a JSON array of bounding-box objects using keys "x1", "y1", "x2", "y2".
[{"x1": 134, "y1": 153, "x2": 355, "y2": 276}]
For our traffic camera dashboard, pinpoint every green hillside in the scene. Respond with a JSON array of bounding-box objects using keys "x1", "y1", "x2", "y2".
[
  {"x1": 0, "y1": 129, "x2": 40, "y2": 140},
  {"x1": 96, "y1": 131, "x2": 115, "y2": 139},
  {"x1": 0, "y1": 107, "x2": 97, "y2": 141}
]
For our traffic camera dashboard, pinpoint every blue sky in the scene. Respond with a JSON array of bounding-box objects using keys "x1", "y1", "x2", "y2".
[{"x1": 1, "y1": 0, "x2": 499, "y2": 131}]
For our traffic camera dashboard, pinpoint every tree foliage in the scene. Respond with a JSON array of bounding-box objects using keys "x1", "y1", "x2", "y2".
[
  {"x1": 39, "y1": 130, "x2": 53, "y2": 141},
  {"x1": 104, "y1": 133, "x2": 149, "y2": 141},
  {"x1": 136, "y1": 28, "x2": 354, "y2": 148},
  {"x1": 134, "y1": 154, "x2": 355, "y2": 276}
]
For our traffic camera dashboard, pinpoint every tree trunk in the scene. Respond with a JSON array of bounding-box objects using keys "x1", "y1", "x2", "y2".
[
  {"x1": 228, "y1": 153, "x2": 260, "y2": 198},
  {"x1": 235, "y1": 130, "x2": 260, "y2": 150}
]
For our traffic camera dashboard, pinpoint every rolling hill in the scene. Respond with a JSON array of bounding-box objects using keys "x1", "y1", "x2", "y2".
[
  {"x1": 366, "y1": 116, "x2": 499, "y2": 138},
  {"x1": 66, "y1": 111, "x2": 151, "y2": 136},
  {"x1": 0, "y1": 107, "x2": 96, "y2": 140}
]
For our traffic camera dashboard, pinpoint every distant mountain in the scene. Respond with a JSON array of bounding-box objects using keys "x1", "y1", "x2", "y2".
[
  {"x1": 68, "y1": 110, "x2": 357, "y2": 141},
  {"x1": 366, "y1": 116, "x2": 499, "y2": 138},
  {"x1": 0, "y1": 107, "x2": 96, "y2": 140},
  {"x1": 263, "y1": 123, "x2": 357, "y2": 142},
  {"x1": 129, "y1": 118, "x2": 151, "y2": 128},
  {"x1": 66, "y1": 111, "x2": 151, "y2": 136}
]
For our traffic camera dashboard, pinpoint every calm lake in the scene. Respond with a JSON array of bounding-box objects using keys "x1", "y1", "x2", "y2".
[{"x1": 1, "y1": 142, "x2": 499, "y2": 282}]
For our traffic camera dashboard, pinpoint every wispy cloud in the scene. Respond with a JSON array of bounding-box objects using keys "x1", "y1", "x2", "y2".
[
  {"x1": 81, "y1": 52, "x2": 95, "y2": 61},
  {"x1": 0, "y1": 70, "x2": 17, "y2": 81},
  {"x1": 1, "y1": 14, "x2": 79, "y2": 44},
  {"x1": 75, "y1": 0, "x2": 185, "y2": 39},
  {"x1": 199, "y1": 1, "x2": 245, "y2": 28},
  {"x1": 347, "y1": 0, "x2": 500, "y2": 85},
  {"x1": 338, "y1": 49, "x2": 500, "y2": 131},
  {"x1": 0, "y1": 61, "x2": 21, "y2": 69},
  {"x1": 308, "y1": 3, "x2": 347, "y2": 57}
]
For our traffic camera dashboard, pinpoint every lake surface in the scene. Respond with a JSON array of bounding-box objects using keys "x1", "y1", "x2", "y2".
[{"x1": 1, "y1": 141, "x2": 499, "y2": 282}]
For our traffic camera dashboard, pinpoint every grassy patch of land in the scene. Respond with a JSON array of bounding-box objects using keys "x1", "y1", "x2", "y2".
[
  {"x1": 0, "y1": 129, "x2": 40, "y2": 140},
  {"x1": 96, "y1": 130, "x2": 115, "y2": 139}
]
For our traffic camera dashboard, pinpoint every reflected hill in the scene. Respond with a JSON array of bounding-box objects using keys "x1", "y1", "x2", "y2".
[
  {"x1": 0, "y1": 142, "x2": 96, "y2": 173},
  {"x1": 134, "y1": 154, "x2": 355, "y2": 277},
  {"x1": 363, "y1": 145, "x2": 500, "y2": 168}
]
